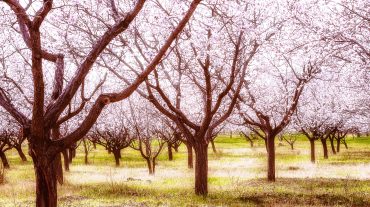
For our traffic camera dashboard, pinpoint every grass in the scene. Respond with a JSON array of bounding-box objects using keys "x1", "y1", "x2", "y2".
[{"x1": 0, "y1": 134, "x2": 369, "y2": 206}]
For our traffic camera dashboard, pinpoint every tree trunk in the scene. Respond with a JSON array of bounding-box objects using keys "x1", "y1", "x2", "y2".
[
  {"x1": 247, "y1": 138, "x2": 254, "y2": 148},
  {"x1": 210, "y1": 140, "x2": 217, "y2": 154},
  {"x1": 146, "y1": 158, "x2": 154, "y2": 175},
  {"x1": 321, "y1": 139, "x2": 328, "y2": 159},
  {"x1": 33, "y1": 160, "x2": 58, "y2": 207},
  {"x1": 186, "y1": 142, "x2": 193, "y2": 169},
  {"x1": 336, "y1": 138, "x2": 341, "y2": 153},
  {"x1": 83, "y1": 141, "x2": 89, "y2": 165},
  {"x1": 264, "y1": 139, "x2": 268, "y2": 152},
  {"x1": 0, "y1": 151, "x2": 10, "y2": 169},
  {"x1": 15, "y1": 146, "x2": 28, "y2": 162},
  {"x1": 329, "y1": 137, "x2": 336, "y2": 154},
  {"x1": 309, "y1": 139, "x2": 315, "y2": 163},
  {"x1": 173, "y1": 145, "x2": 179, "y2": 152},
  {"x1": 68, "y1": 148, "x2": 74, "y2": 164},
  {"x1": 62, "y1": 150, "x2": 69, "y2": 171},
  {"x1": 113, "y1": 150, "x2": 120, "y2": 167},
  {"x1": 84, "y1": 152, "x2": 89, "y2": 165},
  {"x1": 290, "y1": 143, "x2": 294, "y2": 150},
  {"x1": 266, "y1": 135, "x2": 276, "y2": 182},
  {"x1": 167, "y1": 143, "x2": 173, "y2": 161},
  {"x1": 343, "y1": 139, "x2": 348, "y2": 149},
  {"x1": 194, "y1": 142, "x2": 208, "y2": 196}
]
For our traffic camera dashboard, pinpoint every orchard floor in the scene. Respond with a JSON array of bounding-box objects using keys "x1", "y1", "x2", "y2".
[{"x1": 0, "y1": 135, "x2": 369, "y2": 207}]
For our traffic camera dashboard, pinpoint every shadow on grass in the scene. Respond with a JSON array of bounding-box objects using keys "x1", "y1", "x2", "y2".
[
  {"x1": 237, "y1": 178, "x2": 370, "y2": 207},
  {"x1": 60, "y1": 177, "x2": 370, "y2": 206}
]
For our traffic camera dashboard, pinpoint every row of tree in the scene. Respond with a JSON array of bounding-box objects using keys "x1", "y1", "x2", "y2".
[{"x1": 0, "y1": 0, "x2": 368, "y2": 206}]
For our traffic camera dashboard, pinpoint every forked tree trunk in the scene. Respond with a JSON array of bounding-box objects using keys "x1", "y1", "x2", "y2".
[
  {"x1": 321, "y1": 139, "x2": 328, "y2": 159},
  {"x1": 336, "y1": 138, "x2": 341, "y2": 153},
  {"x1": 194, "y1": 142, "x2": 208, "y2": 196},
  {"x1": 15, "y1": 146, "x2": 28, "y2": 162},
  {"x1": 0, "y1": 151, "x2": 10, "y2": 169},
  {"x1": 167, "y1": 143, "x2": 173, "y2": 161},
  {"x1": 186, "y1": 142, "x2": 193, "y2": 169},
  {"x1": 62, "y1": 150, "x2": 69, "y2": 171},
  {"x1": 210, "y1": 140, "x2": 217, "y2": 154},
  {"x1": 309, "y1": 139, "x2": 316, "y2": 163},
  {"x1": 329, "y1": 137, "x2": 336, "y2": 154},
  {"x1": 266, "y1": 135, "x2": 275, "y2": 182},
  {"x1": 113, "y1": 150, "x2": 120, "y2": 167}
]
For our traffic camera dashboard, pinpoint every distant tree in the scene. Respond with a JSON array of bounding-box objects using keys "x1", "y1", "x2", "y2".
[{"x1": 0, "y1": 0, "x2": 201, "y2": 205}]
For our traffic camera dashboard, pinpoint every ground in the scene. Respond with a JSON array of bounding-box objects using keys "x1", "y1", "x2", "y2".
[{"x1": 0, "y1": 135, "x2": 369, "y2": 207}]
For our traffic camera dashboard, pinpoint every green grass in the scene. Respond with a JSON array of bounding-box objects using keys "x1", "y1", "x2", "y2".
[{"x1": 0, "y1": 135, "x2": 369, "y2": 206}]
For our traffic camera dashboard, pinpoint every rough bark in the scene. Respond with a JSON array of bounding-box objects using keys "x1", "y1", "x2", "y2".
[
  {"x1": 0, "y1": 151, "x2": 10, "y2": 169},
  {"x1": 34, "y1": 162, "x2": 57, "y2": 207},
  {"x1": 194, "y1": 142, "x2": 208, "y2": 196}
]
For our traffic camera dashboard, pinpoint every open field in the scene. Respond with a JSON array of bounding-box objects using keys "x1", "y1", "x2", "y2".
[{"x1": 0, "y1": 135, "x2": 369, "y2": 207}]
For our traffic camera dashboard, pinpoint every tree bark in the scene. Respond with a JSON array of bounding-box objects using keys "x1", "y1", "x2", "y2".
[
  {"x1": 186, "y1": 142, "x2": 193, "y2": 169},
  {"x1": 15, "y1": 146, "x2": 28, "y2": 162},
  {"x1": 173, "y1": 145, "x2": 179, "y2": 152},
  {"x1": 34, "y1": 161, "x2": 58, "y2": 207},
  {"x1": 62, "y1": 150, "x2": 69, "y2": 171},
  {"x1": 266, "y1": 135, "x2": 275, "y2": 182},
  {"x1": 167, "y1": 143, "x2": 173, "y2": 161},
  {"x1": 343, "y1": 139, "x2": 348, "y2": 149},
  {"x1": 336, "y1": 138, "x2": 341, "y2": 153},
  {"x1": 29, "y1": 147, "x2": 58, "y2": 207},
  {"x1": 321, "y1": 139, "x2": 328, "y2": 159},
  {"x1": 146, "y1": 159, "x2": 154, "y2": 175},
  {"x1": 329, "y1": 137, "x2": 336, "y2": 154},
  {"x1": 113, "y1": 150, "x2": 120, "y2": 167},
  {"x1": 194, "y1": 142, "x2": 208, "y2": 196},
  {"x1": 309, "y1": 139, "x2": 315, "y2": 163},
  {"x1": 210, "y1": 140, "x2": 217, "y2": 154},
  {"x1": 0, "y1": 151, "x2": 10, "y2": 169}
]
